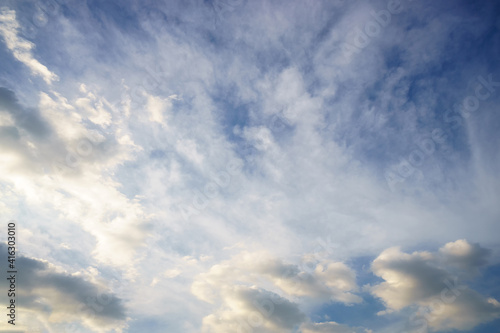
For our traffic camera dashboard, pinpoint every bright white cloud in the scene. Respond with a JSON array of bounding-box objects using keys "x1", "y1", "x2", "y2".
[
  {"x1": 0, "y1": 9, "x2": 58, "y2": 84},
  {"x1": 192, "y1": 250, "x2": 360, "y2": 304}
]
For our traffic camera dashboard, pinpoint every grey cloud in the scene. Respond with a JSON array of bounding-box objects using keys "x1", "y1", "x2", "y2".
[
  {"x1": 0, "y1": 126, "x2": 20, "y2": 141},
  {"x1": 202, "y1": 285, "x2": 307, "y2": 333},
  {"x1": 234, "y1": 286, "x2": 306, "y2": 330},
  {"x1": 257, "y1": 257, "x2": 301, "y2": 278},
  {"x1": 374, "y1": 253, "x2": 451, "y2": 299},
  {"x1": 439, "y1": 239, "x2": 491, "y2": 272},
  {"x1": 0, "y1": 243, "x2": 127, "y2": 325},
  {"x1": 0, "y1": 86, "x2": 135, "y2": 179},
  {"x1": 193, "y1": 251, "x2": 362, "y2": 332},
  {"x1": 0, "y1": 86, "x2": 150, "y2": 268},
  {"x1": 370, "y1": 241, "x2": 500, "y2": 331},
  {"x1": 0, "y1": 87, "x2": 52, "y2": 138},
  {"x1": 0, "y1": 87, "x2": 73, "y2": 176}
]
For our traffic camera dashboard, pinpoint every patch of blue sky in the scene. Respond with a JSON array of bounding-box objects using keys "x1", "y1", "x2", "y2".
[
  {"x1": 209, "y1": 84, "x2": 250, "y2": 136},
  {"x1": 312, "y1": 294, "x2": 390, "y2": 329},
  {"x1": 467, "y1": 318, "x2": 500, "y2": 333},
  {"x1": 468, "y1": 264, "x2": 500, "y2": 300}
]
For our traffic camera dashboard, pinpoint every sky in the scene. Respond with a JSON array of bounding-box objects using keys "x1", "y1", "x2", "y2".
[{"x1": 0, "y1": 0, "x2": 499, "y2": 332}]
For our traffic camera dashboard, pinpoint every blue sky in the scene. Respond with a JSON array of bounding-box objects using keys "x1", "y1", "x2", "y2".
[{"x1": 0, "y1": 0, "x2": 500, "y2": 332}]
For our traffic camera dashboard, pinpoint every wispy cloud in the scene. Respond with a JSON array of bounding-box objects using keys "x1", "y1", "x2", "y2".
[
  {"x1": 0, "y1": 0, "x2": 499, "y2": 332},
  {"x1": 0, "y1": 8, "x2": 58, "y2": 84}
]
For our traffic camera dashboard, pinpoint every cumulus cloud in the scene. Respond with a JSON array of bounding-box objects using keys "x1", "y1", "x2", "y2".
[
  {"x1": 370, "y1": 240, "x2": 500, "y2": 331},
  {"x1": 201, "y1": 285, "x2": 306, "y2": 333},
  {"x1": 192, "y1": 250, "x2": 361, "y2": 304},
  {"x1": 439, "y1": 239, "x2": 491, "y2": 274},
  {"x1": 192, "y1": 250, "x2": 362, "y2": 332},
  {"x1": 0, "y1": 243, "x2": 127, "y2": 332},
  {"x1": 258, "y1": 257, "x2": 362, "y2": 304}
]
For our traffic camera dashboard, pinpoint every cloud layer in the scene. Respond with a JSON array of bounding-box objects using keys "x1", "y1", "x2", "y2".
[{"x1": 0, "y1": 0, "x2": 499, "y2": 332}]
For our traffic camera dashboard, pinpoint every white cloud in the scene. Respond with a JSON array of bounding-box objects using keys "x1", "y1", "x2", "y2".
[
  {"x1": 0, "y1": 86, "x2": 149, "y2": 270},
  {"x1": 439, "y1": 239, "x2": 491, "y2": 274},
  {"x1": 0, "y1": 1, "x2": 499, "y2": 332},
  {"x1": 146, "y1": 93, "x2": 179, "y2": 126},
  {"x1": 191, "y1": 250, "x2": 361, "y2": 332},
  {"x1": 370, "y1": 240, "x2": 500, "y2": 331},
  {"x1": 0, "y1": 9, "x2": 58, "y2": 84},
  {"x1": 75, "y1": 84, "x2": 113, "y2": 126},
  {"x1": 200, "y1": 285, "x2": 306, "y2": 333},
  {"x1": 192, "y1": 250, "x2": 360, "y2": 304},
  {"x1": 0, "y1": 244, "x2": 127, "y2": 332}
]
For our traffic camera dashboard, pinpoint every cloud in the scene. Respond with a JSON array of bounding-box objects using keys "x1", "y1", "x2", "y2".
[
  {"x1": 0, "y1": 8, "x2": 59, "y2": 84},
  {"x1": 0, "y1": 87, "x2": 51, "y2": 138},
  {"x1": 0, "y1": 86, "x2": 149, "y2": 269},
  {"x1": 75, "y1": 84, "x2": 113, "y2": 126},
  {"x1": 201, "y1": 285, "x2": 306, "y2": 333},
  {"x1": 439, "y1": 239, "x2": 491, "y2": 273},
  {"x1": 145, "y1": 93, "x2": 179, "y2": 126},
  {"x1": 370, "y1": 240, "x2": 500, "y2": 331},
  {"x1": 0, "y1": 243, "x2": 127, "y2": 332},
  {"x1": 191, "y1": 250, "x2": 362, "y2": 332},
  {"x1": 258, "y1": 257, "x2": 362, "y2": 304},
  {"x1": 0, "y1": 0, "x2": 499, "y2": 332},
  {"x1": 192, "y1": 250, "x2": 361, "y2": 304}
]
